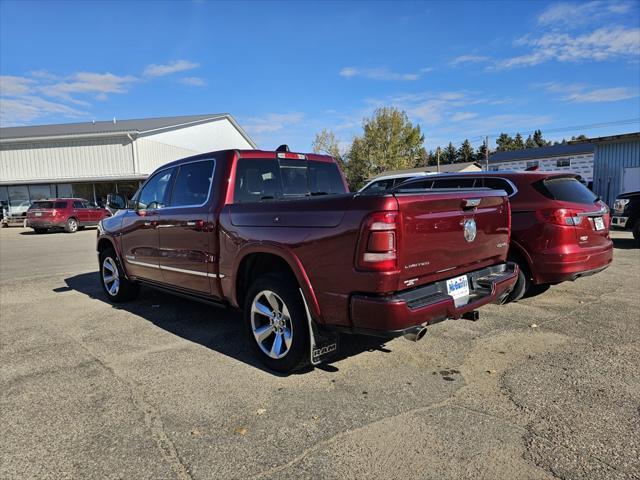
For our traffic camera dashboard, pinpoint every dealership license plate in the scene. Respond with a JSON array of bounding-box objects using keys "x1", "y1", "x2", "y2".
[
  {"x1": 35, "y1": 212, "x2": 42, "y2": 217},
  {"x1": 594, "y1": 216, "x2": 605, "y2": 231},
  {"x1": 446, "y1": 274, "x2": 470, "y2": 301}
]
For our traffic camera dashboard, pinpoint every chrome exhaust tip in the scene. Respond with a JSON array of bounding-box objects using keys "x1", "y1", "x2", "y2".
[{"x1": 403, "y1": 326, "x2": 428, "y2": 342}]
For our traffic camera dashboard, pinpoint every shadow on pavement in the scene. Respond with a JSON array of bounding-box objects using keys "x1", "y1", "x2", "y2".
[{"x1": 62, "y1": 272, "x2": 392, "y2": 376}]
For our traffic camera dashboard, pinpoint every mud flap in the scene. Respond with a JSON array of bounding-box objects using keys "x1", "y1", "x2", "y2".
[{"x1": 299, "y1": 289, "x2": 339, "y2": 365}]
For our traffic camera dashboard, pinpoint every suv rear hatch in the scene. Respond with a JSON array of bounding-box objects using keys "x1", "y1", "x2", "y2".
[
  {"x1": 533, "y1": 175, "x2": 610, "y2": 249},
  {"x1": 27, "y1": 201, "x2": 67, "y2": 220},
  {"x1": 357, "y1": 187, "x2": 510, "y2": 291}
]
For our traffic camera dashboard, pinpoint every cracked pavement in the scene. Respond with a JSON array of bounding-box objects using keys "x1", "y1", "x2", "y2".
[{"x1": 1, "y1": 227, "x2": 638, "y2": 479}]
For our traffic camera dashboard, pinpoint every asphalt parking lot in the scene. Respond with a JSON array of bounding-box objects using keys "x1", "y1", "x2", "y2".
[{"x1": 1, "y1": 226, "x2": 639, "y2": 480}]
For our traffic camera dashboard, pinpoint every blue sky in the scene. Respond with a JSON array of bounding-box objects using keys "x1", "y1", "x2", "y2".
[{"x1": 1, "y1": 0, "x2": 639, "y2": 151}]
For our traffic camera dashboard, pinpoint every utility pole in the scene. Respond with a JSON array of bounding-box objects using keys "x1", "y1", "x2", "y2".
[
  {"x1": 436, "y1": 146, "x2": 441, "y2": 173},
  {"x1": 484, "y1": 136, "x2": 489, "y2": 171}
]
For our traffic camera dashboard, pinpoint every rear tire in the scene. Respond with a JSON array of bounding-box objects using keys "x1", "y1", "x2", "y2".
[
  {"x1": 99, "y1": 247, "x2": 139, "y2": 302},
  {"x1": 65, "y1": 217, "x2": 78, "y2": 233},
  {"x1": 244, "y1": 274, "x2": 310, "y2": 373},
  {"x1": 503, "y1": 259, "x2": 530, "y2": 303}
]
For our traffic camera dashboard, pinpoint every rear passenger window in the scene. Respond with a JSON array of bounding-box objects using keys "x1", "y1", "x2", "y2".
[
  {"x1": 73, "y1": 201, "x2": 85, "y2": 208},
  {"x1": 169, "y1": 160, "x2": 214, "y2": 207},
  {"x1": 234, "y1": 159, "x2": 282, "y2": 203},
  {"x1": 483, "y1": 178, "x2": 515, "y2": 196},
  {"x1": 534, "y1": 177, "x2": 598, "y2": 204},
  {"x1": 55, "y1": 201, "x2": 67, "y2": 209}
]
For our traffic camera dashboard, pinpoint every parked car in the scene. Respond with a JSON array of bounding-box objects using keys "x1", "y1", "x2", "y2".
[
  {"x1": 611, "y1": 191, "x2": 640, "y2": 244},
  {"x1": 98, "y1": 148, "x2": 518, "y2": 372},
  {"x1": 359, "y1": 171, "x2": 434, "y2": 193},
  {"x1": 2, "y1": 200, "x2": 31, "y2": 226},
  {"x1": 26, "y1": 198, "x2": 110, "y2": 233},
  {"x1": 393, "y1": 172, "x2": 613, "y2": 302}
]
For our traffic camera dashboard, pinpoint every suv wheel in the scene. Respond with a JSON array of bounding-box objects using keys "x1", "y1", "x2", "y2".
[
  {"x1": 503, "y1": 259, "x2": 529, "y2": 303},
  {"x1": 65, "y1": 217, "x2": 78, "y2": 233},
  {"x1": 244, "y1": 274, "x2": 310, "y2": 373},
  {"x1": 99, "y1": 248, "x2": 139, "y2": 302}
]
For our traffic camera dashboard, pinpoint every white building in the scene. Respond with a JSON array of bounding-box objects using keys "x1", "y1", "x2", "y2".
[
  {"x1": 488, "y1": 143, "x2": 595, "y2": 186},
  {"x1": 0, "y1": 114, "x2": 256, "y2": 213}
]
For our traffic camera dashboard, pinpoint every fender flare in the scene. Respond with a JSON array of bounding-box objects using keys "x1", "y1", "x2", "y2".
[
  {"x1": 231, "y1": 242, "x2": 322, "y2": 320},
  {"x1": 97, "y1": 234, "x2": 130, "y2": 279}
]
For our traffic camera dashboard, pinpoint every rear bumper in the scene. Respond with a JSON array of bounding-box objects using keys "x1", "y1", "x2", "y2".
[
  {"x1": 26, "y1": 219, "x2": 65, "y2": 228},
  {"x1": 347, "y1": 262, "x2": 518, "y2": 337},
  {"x1": 532, "y1": 241, "x2": 613, "y2": 284}
]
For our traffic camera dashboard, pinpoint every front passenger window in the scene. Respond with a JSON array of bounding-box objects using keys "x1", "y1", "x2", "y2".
[{"x1": 138, "y1": 169, "x2": 174, "y2": 210}]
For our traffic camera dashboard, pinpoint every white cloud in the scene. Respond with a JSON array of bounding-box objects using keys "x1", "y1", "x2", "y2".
[
  {"x1": 0, "y1": 95, "x2": 85, "y2": 126},
  {"x1": 496, "y1": 26, "x2": 640, "y2": 69},
  {"x1": 451, "y1": 112, "x2": 478, "y2": 122},
  {"x1": 539, "y1": 82, "x2": 640, "y2": 102},
  {"x1": 538, "y1": 1, "x2": 633, "y2": 27},
  {"x1": 243, "y1": 112, "x2": 305, "y2": 134},
  {"x1": 40, "y1": 72, "x2": 137, "y2": 104},
  {"x1": 449, "y1": 55, "x2": 490, "y2": 66},
  {"x1": 179, "y1": 76, "x2": 206, "y2": 87},
  {"x1": 0, "y1": 75, "x2": 35, "y2": 96},
  {"x1": 144, "y1": 60, "x2": 199, "y2": 77},
  {"x1": 339, "y1": 67, "x2": 420, "y2": 81}
]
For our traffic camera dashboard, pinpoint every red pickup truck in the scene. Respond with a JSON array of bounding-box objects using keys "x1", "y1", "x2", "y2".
[{"x1": 98, "y1": 148, "x2": 518, "y2": 372}]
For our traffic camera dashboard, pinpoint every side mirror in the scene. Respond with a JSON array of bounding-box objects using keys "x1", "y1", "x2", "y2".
[{"x1": 107, "y1": 193, "x2": 127, "y2": 211}]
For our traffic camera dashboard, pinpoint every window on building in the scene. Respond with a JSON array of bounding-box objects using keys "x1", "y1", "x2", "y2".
[
  {"x1": 556, "y1": 158, "x2": 571, "y2": 167},
  {"x1": 169, "y1": 160, "x2": 214, "y2": 207},
  {"x1": 115, "y1": 181, "x2": 142, "y2": 200},
  {"x1": 137, "y1": 169, "x2": 174, "y2": 210},
  {"x1": 94, "y1": 182, "x2": 117, "y2": 207},
  {"x1": 526, "y1": 161, "x2": 539, "y2": 169},
  {"x1": 28, "y1": 184, "x2": 52, "y2": 201},
  {"x1": 71, "y1": 183, "x2": 95, "y2": 204},
  {"x1": 7, "y1": 186, "x2": 30, "y2": 215},
  {"x1": 56, "y1": 184, "x2": 73, "y2": 198}
]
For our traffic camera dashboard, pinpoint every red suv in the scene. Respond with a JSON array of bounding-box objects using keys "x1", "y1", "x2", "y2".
[
  {"x1": 396, "y1": 172, "x2": 613, "y2": 302},
  {"x1": 26, "y1": 198, "x2": 110, "y2": 233}
]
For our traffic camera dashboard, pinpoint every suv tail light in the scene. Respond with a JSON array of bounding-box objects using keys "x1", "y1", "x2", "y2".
[
  {"x1": 536, "y1": 208, "x2": 584, "y2": 226},
  {"x1": 356, "y1": 211, "x2": 399, "y2": 271}
]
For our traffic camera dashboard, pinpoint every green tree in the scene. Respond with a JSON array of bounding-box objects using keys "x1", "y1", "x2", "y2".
[
  {"x1": 532, "y1": 129, "x2": 549, "y2": 147},
  {"x1": 476, "y1": 143, "x2": 488, "y2": 163},
  {"x1": 571, "y1": 134, "x2": 588, "y2": 141},
  {"x1": 495, "y1": 133, "x2": 514, "y2": 151},
  {"x1": 345, "y1": 107, "x2": 425, "y2": 190},
  {"x1": 443, "y1": 142, "x2": 457, "y2": 163},
  {"x1": 525, "y1": 135, "x2": 536, "y2": 149},
  {"x1": 457, "y1": 139, "x2": 476, "y2": 162},
  {"x1": 513, "y1": 133, "x2": 525, "y2": 150},
  {"x1": 312, "y1": 129, "x2": 345, "y2": 170}
]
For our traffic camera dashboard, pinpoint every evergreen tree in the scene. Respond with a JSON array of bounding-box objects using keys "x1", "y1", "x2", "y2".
[
  {"x1": 476, "y1": 143, "x2": 488, "y2": 162},
  {"x1": 457, "y1": 139, "x2": 475, "y2": 162},
  {"x1": 525, "y1": 135, "x2": 536, "y2": 149},
  {"x1": 532, "y1": 129, "x2": 549, "y2": 147},
  {"x1": 443, "y1": 142, "x2": 457, "y2": 163},
  {"x1": 495, "y1": 133, "x2": 514, "y2": 151},
  {"x1": 513, "y1": 133, "x2": 525, "y2": 150}
]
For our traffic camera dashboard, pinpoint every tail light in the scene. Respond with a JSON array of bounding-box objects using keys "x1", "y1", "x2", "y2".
[
  {"x1": 536, "y1": 208, "x2": 584, "y2": 226},
  {"x1": 356, "y1": 211, "x2": 399, "y2": 271}
]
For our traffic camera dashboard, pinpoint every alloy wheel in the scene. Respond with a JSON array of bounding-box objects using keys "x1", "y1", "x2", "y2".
[
  {"x1": 250, "y1": 290, "x2": 293, "y2": 359},
  {"x1": 102, "y1": 257, "x2": 120, "y2": 297}
]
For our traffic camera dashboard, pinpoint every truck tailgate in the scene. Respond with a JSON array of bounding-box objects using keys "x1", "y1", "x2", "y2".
[{"x1": 394, "y1": 190, "x2": 510, "y2": 288}]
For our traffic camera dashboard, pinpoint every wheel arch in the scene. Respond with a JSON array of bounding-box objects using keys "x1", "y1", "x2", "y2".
[
  {"x1": 508, "y1": 240, "x2": 535, "y2": 282},
  {"x1": 233, "y1": 246, "x2": 321, "y2": 321}
]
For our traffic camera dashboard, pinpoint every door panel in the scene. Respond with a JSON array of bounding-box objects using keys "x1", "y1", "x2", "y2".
[
  {"x1": 121, "y1": 210, "x2": 163, "y2": 282},
  {"x1": 72, "y1": 200, "x2": 90, "y2": 224}
]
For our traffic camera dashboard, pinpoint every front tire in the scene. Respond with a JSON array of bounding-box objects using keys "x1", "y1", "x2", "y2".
[
  {"x1": 244, "y1": 274, "x2": 310, "y2": 373},
  {"x1": 65, "y1": 217, "x2": 78, "y2": 233},
  {"x1": 99, "y1": 248, "x2": 139, "y2": 302}
]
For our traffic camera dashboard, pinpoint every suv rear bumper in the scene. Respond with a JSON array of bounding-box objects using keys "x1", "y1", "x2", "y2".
[
  {"x1": 347, "y1": 262, "x2": 518, "y2": 337},
  {"x1": 532, "y1": 241, "x2": 613, "y2": 284},
  {"x1": 26, "y1": 219, "x2": 65, "y2": 228}
]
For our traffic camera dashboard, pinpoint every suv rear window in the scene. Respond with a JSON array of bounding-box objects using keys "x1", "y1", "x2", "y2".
[
  {"x1": 30, "y1": 201, "x2": 66, "y2": 209},
  {"x1": 535, "y1": 177, "x2": 597, "y2": 204},
  {"x1": 234, "y1": 159, "x2": 346, "y2": 203}
]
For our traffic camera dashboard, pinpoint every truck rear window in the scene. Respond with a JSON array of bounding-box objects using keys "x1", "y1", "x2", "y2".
[
  {"x1": 534, "y1": 177, "x2": 597, "y2": 204},
  {"x1": 29, "y1": 201, "x2": 66, "y2": 209},
  {"x1": 234, "y1": 159, "x2": 346, "y2": 203}
]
